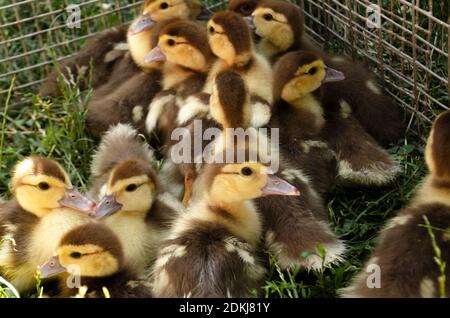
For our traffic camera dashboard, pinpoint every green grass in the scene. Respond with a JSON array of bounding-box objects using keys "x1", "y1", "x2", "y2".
[{"x1": 0, "y1": 0, "x2": 447, "y2": 298}]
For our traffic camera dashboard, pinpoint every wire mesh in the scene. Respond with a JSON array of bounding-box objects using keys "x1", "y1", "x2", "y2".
[{"x1": 0, "y1": 0, "x2": 448, "y2": 135}]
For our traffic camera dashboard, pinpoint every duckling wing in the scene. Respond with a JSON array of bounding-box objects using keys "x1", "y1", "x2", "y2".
[
  {"x1": 322, "y1": 113, "x2": 400, "y2": 186},
  {"x1": 39, "y1": 24, "x2": 129, "y2": 97},
  {"x1": 152, "y1": 222, "x2": 266, "y2": 298}
]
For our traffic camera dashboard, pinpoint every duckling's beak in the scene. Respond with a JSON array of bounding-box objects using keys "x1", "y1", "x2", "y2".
[
  {"x1": 262, "y1": 175, "x2": 300, "y2": 196},
  {"x1": 39, "y1": 256, "x2": 66, "y2": 279},
  {"x1": 128, "y1": 13, "x2": 156, "y2": 35},
  {"x1": 244, "y1": 15, "x2": 256, "y2": 30},
  {"x1": 95, "y1": 194, "x2": 123, "y2": 219},
  {"x1": 59, "y1": 189, "x2": 97, "y2": 215},
  {"x1": 144, "y1": 45, "x2": 166, "y2": 63},
  {"x1": 323, "y1": 67, "x2": 345, "y2": 83},
  {"x1": 196, "y1": 5, "x2": 214, "y2": 21}
]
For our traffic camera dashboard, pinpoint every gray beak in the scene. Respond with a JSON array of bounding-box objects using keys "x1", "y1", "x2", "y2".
[
  {"x1": 128, "y1": 13, "x2": 156, "y2": 35},
  {"x1": 144, "y1": 45, "x2": 167, "y2": 63},
  {"x1": 261, "y1": 175, "x2": 300, "y2": 196},
  {"x1": 94, "y1": 194, "x2": 123, "y2": 219},
  {"x1": 40, "y1": 256, "x2": 66, "y2": 279},
  {"x1": 323, "y1": 67, "x2": 345, "y2": 83},
  {"x1": 58, "y1": 188, "x2": 96, "y2": 216},
  {"x1": 244, "y1": 15, "x2": 256, "y2": 30}
]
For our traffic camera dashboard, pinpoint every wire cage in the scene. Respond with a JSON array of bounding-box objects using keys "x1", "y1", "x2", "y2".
[{"x1": 0, "y1": 0, "x2": 448, "y2": 135}]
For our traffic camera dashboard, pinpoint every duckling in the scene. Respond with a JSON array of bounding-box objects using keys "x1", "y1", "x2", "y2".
[
  {"x1": 0, "y1": 157, "x2": 96, "y2": 293},
  {"x1": 151, "y1": 159, "x2": 299, "y2": 297},
  {"x1": 144, "y1": 19, "x2": 215, "y2": 146},
  {"x1": 247, "y1": 0, "x2": 404, "y2": 145},
  {"x1": 228, "y1": 0, "x2": 261, "y2": 17},
  {"x1": 39, "y1": 0, "x2": 205, "y2": 97},
  {"x1": 89, "y1": 123, "x2": 184, "y2": 275},
  {"x1": 39, "y1": 223, "x2": 152, "y2": 298},
  {"x1": 273, "y1": 50, "x2": 400, "y2": 187},
  {"x1": 203, "y1": 11, "x2": 273, "y2": 110},
  {"x1": 341, "y1": 111, "x2": 450, "y2": 297},
  {"x1": 190, "y1": 69, "x2": 346, "y2": 270}
]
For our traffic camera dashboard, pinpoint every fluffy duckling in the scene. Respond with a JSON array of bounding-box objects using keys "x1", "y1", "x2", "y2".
[
  {"x1": 228, "y1": 0, "x2": 261, "y2": 17},
  {"x1": 151, "y1": 159, "x2": 299, "y2": 297},
  {"x1": 39, "y1": 0, "x2": 205, "y2": 97},
  {"x1": 198, "y1": 70, "x2": 346, "y2": 270},
  {"x1": 89, "y1": 124, "x2": 184, "y2": 275},
  {"x1": 0, "y1": 157, "x2": 96, "y2": 293},
  {"x1": 203, "y1": 11, "x2": 273, "y2": 109},
  {"x1": 40, "y1": 223, "x2": 152, "y2": 298},
  {"x1": 247, "y1": 0, "x2": 404, "y2": 145},
  {"x1": 144, "y1": 19, "x2": 215, "y2": 154},
  {"x1": 273, "y1": 50, "x2": 400, "y2": 187},
  {"x1": 341, "y1": 111, "x2": 450, "y2": 297}
]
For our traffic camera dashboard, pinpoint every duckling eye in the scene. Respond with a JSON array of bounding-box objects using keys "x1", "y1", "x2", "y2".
[
  {"x1": 167, "y1": 39, "x2": 175, "y2": 46},
  {"x1": 241, "y1": 167, "x2": 253, "y2": 176},
  {"x1": 70, "y1": 252, "x2": 82, "y2": 259},
  {"x1": 308, "y1": 67, "x2": 318, "y2": 75},
  {"x1": 160, "y1": 2, "x2": 169, "y2": 9},
  {"x1": 126, "y1": 184, "x2": 137, "y2": 192},
  {"x1": 38, "y1": 182, "x2": 50, "y2": 190},
  {"x1": 263, "y1": 13, "x2": 273, "y2": 21},
  {"x1": 209, "y1": 26, "x2": 215, "y2": 34}
]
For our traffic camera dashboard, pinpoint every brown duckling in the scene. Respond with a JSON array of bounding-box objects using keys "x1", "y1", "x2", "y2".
[
  {"x1": 246, "y1": 0, "x2": 404, "y2": 145},
  {"x1": 204, "y1": 11, "x2": 273, "y2": 109},
  {"x1": 89, "y1": 124, "x2": 184, "y2": 275},
  {"x1": 341, "y1": 110, "x2": 450, "y2": 298},
  {"x1": 39, "y1": 223, "x2": 152, "y2": 298},
  {"x1": 152, "y1": 160, "x2": 299, "y2": 297},
  {"x1": 273, "y1": 50, "x2": 400, "y2": 187},
  {"x1": 0, "y1": 157, "x2": 96, "y2": 293}
]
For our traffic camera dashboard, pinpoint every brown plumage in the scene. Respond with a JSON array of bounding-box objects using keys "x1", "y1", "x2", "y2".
[
  {"x1": 341, "y1": 110, "x2": 450, "y2": 297},
  {"x1": 247, "y1": 0, "x2": 404, "y2": 145},
  {"x1": 39, "y1": 25, "x2": 129, "y2": 97},
  {"x1": 274, "y1": 50, "x2": 400, "y2": 187},
  {"x1": 204, "y1": 11, "x2": 273, "y2": 110},
  {"x1": 40, "y1": 223, "x2": 152, "y2": 298},
  {"x1": 228, "y1": 0, "x2": 261, "y2": 17},
  {"x1": 151, "y1": 161, "x2": 299, "y2": 297}
]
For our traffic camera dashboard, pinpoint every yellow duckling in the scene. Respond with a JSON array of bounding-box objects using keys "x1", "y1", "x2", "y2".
[
  {"x1": 40, "y1": 223, "x2": 152, "y2": 298},
  {"x1": 89, "y1": 124, "x2": 184, "y2": 275},
  {"x1": 0, "y1": 157, "x2": 96, "y2": 293},
  {"x1": 152, "y1": 159, "x2": 299, "y2": 297}
]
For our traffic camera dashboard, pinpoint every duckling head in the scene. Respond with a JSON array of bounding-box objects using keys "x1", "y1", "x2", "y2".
[
  {"x1": 210, "y1": 70, "x2": 251, "y2": 129},
  {"x1": 228, "y1": 0, "x2": 261, "y2": 17},
  {"x1": 145, "y1": 20, "x2": 213, "y2": 72},
  {"x1": 40, "y1": 223, "x2": 124, "y2": 278},
  {"x1": 11, "y1": 157, "x2": 96, "y2": 218},
  {"x1": 273, "y1": 50, "x2": 345, "y2": 104},
  {"x1": 95, "y1": 159, "x2": 158, "y2": 219},
  {"x1": 425, "y1": 110, "x2": 450, "y2": 182},
  {"x1": 205, "y1": 161, "x2": 299, "y2": 205},
  {"x1": 128, "y1": 0, "x2": 203, "y2": 35},
  {"x1": 250, "y1": 0, "x2": 304, "y2": 53},
  {"x1": 207, "y1": 11, "x2": 253, "y2": 67}
]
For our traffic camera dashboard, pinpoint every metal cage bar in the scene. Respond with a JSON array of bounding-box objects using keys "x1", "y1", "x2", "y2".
[{"x1": 0, "y1": 0, "x2": 448, "y2": 134}]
